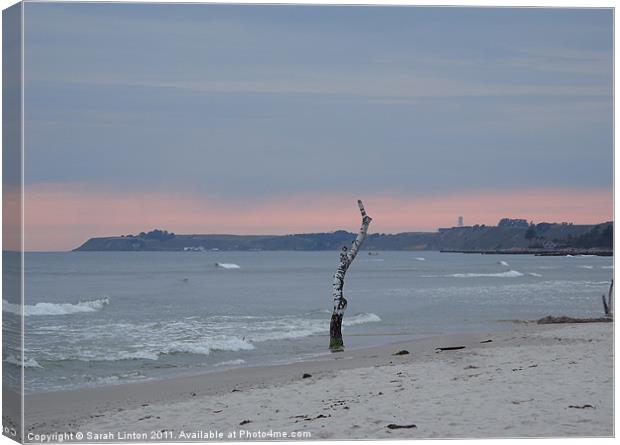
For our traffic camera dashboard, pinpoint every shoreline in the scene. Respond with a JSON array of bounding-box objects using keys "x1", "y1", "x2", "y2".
[
  {"x1": 440, "y1": 249, "x2": 613, "y2": 256},
  {"x1": 22, "y1": 325, "x2": 518, "y2": 396},
  {"x1": 21, "y1": 321, "x2": 613, "y2": 439},
  {"x1": 23, "y1": 329, "x2": 492, "y2": 418}
]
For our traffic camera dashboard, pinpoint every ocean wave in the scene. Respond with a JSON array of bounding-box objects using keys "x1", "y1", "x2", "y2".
[
  {"x1": 44, "y1": 336, "x2": 256, "y2": 363},
  {"x1": 345, "y1": 312, "x2": 382, "y2": 325},
  {"x1": 92, "y1": 374, "x2": 144, "y2": 385},
  {"x1": 601, "y1": 265, "x2": 614, "y2": 269},
  {"x1": 577, "y1": 265, "x2": 594, "y2": 269},
  {"x1": 166, "y1": 337, "x2": 255, "y2": 356},
  {"x1": 77, "y1": 371, "x2": 147, "y2": 387},
  {"x1": 415, "y1": 257, "x2": 426, "y2": 261},
  {"x1": 449, "y1": 270, "x2": 524, "y2": 278},
  {"x1": 215, "y1": 262, "x2": 240, "y2": 269},
  {"x1": 214, "y1": 358, "x2": 246, "y2": 367},
  {"x1": 4, "y1": 354, "x2": 43, "y2": 368},
  {"x1": 528, "y1": 272, "x2": 543, "y2": 277},
  {"x1": 498, "y1": 261, "x2": 510, "y2": 267},
  {"x1": 248, "y1": 312, "x2": 382, "y2": 342},
  {"x1": 26, "y1": 311, "x2": 381, "y2": 364},
  {"x1": 582, "y1": 280, "x2": 614, "y2": 287},
  {"x1": 3, "y1": 298, "x2": 109, "y2": 317}
]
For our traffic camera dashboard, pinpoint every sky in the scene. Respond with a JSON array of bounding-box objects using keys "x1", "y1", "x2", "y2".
[{"x1": 21, "y1": 3, "x2": 613, "y2": 251}]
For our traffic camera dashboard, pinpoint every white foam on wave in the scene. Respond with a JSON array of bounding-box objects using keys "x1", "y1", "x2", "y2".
[
  {"x1": 214, "y1": 358, "x2": 246, "y2": 367},
  {"x1": 345, "y1": 312, "x2": 382, "y2": 325},
  {"x1": 143, "y1": 336, "x2": 255, "y2": 359},
  {"x1": 81, "y1": 371, "x2": 147, "y2": 387},
  {"x1": 577, "y1": 265, "x2": 594, "y2": 269},
  {"x1": 415, "y1": 257, "x2": 426, "y2": 261},
  {"x1": 601, "y1": 265, "x2": 614, "y2": 269},
  {"x1": 248, "y1": 312, "x2": 382, "y2": 342},
  {"x1": 3, "y1": 298, "x2": 109, "y2": 317},
  {"x1": 56, "y1": 336, "x2": 256, "y2": 363},
  {"x1": 169, "y1": 337, "x2": 255, "y2": 355},
  {"x1": 27, "y1": 310, "x2": 381, "y2": 364},
  {"x1": 215, "y1": 262, "x2": 240, "y2": 269},
  {"x1": 528, "y1": 272, "x2": 543, "y2": 277},
  {"x1": 498, "y1": 261, "x2": 510, "y2": 267},
  {"x1": 4, "y1": 354, "x2": 42, "y2": 368},
  {"x1": 449, "y1": 270, "x2": 524, "y2": 278}
]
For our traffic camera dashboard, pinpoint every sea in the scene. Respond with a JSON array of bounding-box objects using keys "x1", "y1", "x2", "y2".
[{"x1": 2, "y1": 250, "x2": 614, "y2": 394}]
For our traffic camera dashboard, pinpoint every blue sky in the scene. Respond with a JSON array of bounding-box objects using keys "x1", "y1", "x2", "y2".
[{"x1": 20, "y1": 3, "x2": 613, "y2": 249}]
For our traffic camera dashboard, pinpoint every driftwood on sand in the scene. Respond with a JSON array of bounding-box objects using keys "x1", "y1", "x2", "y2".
[
  {"x1": 435, "y1": 346, "x2": 466, "y2": 352},
  {"x1": 537, "y1": 316, "x2": 612, "y2": 324},
  {"x1": 387, "y1": 424, "x2": 417, "y2": 430},
  {"x1": 329, "y1": 200, "x2": 372, "y2": 351}
]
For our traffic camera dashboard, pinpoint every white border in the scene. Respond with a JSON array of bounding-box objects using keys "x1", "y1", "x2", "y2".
[{"x1": 0, "y1": 2, "x2": 616, "y2": 445}]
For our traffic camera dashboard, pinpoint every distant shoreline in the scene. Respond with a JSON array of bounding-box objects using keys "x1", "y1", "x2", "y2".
[
  {"x1": 73, "y1": 221, "x2": 612, "y2": 252},
  {"x1": 440, "y1": 249, "x2": 613, "y2": 256}
]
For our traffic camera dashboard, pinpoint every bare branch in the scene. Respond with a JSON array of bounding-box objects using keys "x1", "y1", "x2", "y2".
[{"x1": 329, "y1": 200, "x2": 372, "y2": 351}]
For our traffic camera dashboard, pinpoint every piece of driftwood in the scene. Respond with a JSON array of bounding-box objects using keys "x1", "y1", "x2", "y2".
[
  {"x1": 387, "y1": 424, "x2": 417, "y2": 429},
  {"x1": 537, "y1": 316, "x2": 612, "y2": 324},
  {"x1": 393, "y1": 350, "x2": 410, "y2": 356},
  {"x1": 480, "y1": 339, "x2": 493, "y2": 343},
  {"x1": 329, "y1": 200, "x2": 372, "y2": 351},
  {"x1": 435, "y1": 346, "x2": 466, "y2": 352}
]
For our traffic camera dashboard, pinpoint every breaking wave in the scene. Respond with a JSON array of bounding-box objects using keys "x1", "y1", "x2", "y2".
[
  {"x1": 415, "y1": 257, "x2": 426, "y2": 261},
  {"x1": 345, "y1": 312, "x2": 382, "y2": 325},
  {"x1": 215, "y1": 263, "x2": 240, "y2": 269},
  {"x1": 163, "y1": 337, "x2": 255, "y2": 357},
  {"x1": 4, "y1": 354, "x2": 43, "y2": 368},
  {"x1": 214, "y1": 359, "x2": 246, "y2": 367},
  {"x1": 498, "y1": 261, "x2": 510, "y2": 267},
  {"x1": 577, "y1": 265, "x2": 594, "y2": 269},
  {"x1": 3, "y1": 298, "x2": 110, "y2": 317},
  {"x1": 27, "y1": 312, "x2": 381, "y2": 364},
  {"x1": 528, "y1": 272, "x2": 543, "y2": 277},
  {"x1": 449, "y1": 270, "x2": 524, "y2": 278},
  {"x1": 39, "y1": 336, "x2": 256, "y2": 363},
  {"x1": 246, "y1": 312, "x2": 382, "y2": 342}
]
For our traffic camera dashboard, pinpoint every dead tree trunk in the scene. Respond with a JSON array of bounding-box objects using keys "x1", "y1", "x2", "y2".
[
  {"x1": 329, "y1": 200, "x2": 372, "y2": 351},
  {"x1": 603, "y1": 279, "x2": 613, "y2": 317}
]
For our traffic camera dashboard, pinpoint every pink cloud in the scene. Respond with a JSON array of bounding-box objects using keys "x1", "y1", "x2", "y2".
[{"x1": 18, "y1": 183, "x2": 612, "y2": 251}]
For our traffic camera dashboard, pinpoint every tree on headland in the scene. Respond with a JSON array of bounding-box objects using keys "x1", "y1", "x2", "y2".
[
  {"x1": 138, "y1": 229, "x2": 176, "y2": 241},
  {"x1": 329, "y1": 200, "x2": 372, "y2": 352}
]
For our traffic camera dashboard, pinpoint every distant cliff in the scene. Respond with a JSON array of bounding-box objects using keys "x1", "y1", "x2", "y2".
[{"x1": 74, "y1": 222, "x2": 613, "y2": 252}]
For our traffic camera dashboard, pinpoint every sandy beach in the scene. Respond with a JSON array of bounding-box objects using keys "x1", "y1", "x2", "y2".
[{"x1": 19, "y1": 321, "x2": 612, "y2": 441}]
